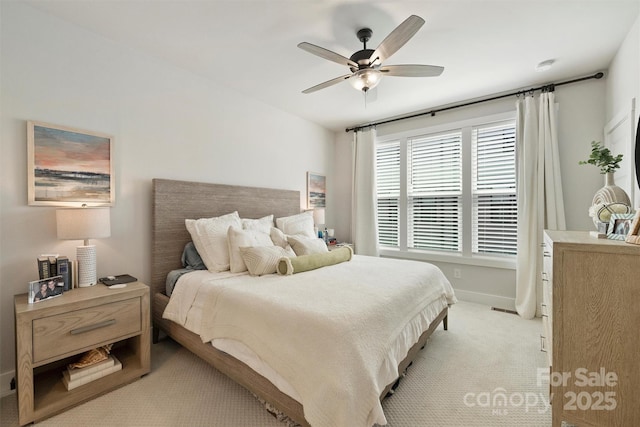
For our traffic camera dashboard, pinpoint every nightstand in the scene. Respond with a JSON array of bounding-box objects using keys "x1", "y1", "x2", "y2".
[
  {"x1": 14, "y1": 282, "x2": 150, "y2": 425},
  {"x1": 327, "y1": 242, "x2": 354, "y2": 251}
]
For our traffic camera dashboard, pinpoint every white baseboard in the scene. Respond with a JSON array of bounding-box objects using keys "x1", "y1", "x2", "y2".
[
  {"x1": 453, "y1": 288, "x2": 516, "y2": 312},
  {"x1": 1, "y1": 369, "x2": 16, "y2": 397}
]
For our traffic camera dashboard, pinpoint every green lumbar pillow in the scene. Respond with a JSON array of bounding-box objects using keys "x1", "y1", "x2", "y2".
[{"x1": 277, "y1": 246, "x2": 353, "y2": 275}]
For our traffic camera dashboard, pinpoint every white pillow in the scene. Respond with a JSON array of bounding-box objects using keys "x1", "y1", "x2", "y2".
[
  {"x1": 185, "y1": 211, "x2": 241, "y2": 272},
  {"x1": 242, "y1": 215, "x2": 273, "y2": 234},
  {"x1": 275, "y1": 211, "x2": 315, "y2": 238},
  {"x1": 227, "y1": 226, "x2": 273, "y2": 273},
  {"x1": 287, "y1": 235, "x2": 329, "y2": 256},
  {"x1": 239, "y1": 246, "x2": 296, "y2": 276},
  {"x1": 270, "y1": 227, "x2": 289, "y2": 248}
]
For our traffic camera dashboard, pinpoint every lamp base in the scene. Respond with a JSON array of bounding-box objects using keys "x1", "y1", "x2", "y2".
[{"x1": 77, "y1": 245, "x2": 97, "y2": 287}]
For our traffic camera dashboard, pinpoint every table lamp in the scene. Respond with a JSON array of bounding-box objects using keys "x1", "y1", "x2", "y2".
[
  {"x1": 56, "y1": 207, "x2": 111, "y2": 287},
  {"x1": 313, "y1": 208, "x2": 326, "y2": 239}
]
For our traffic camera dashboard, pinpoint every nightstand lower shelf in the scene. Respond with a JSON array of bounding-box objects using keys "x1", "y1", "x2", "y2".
[{"x1": 32, "y1": 338, "x2": 146, "y2": 420}]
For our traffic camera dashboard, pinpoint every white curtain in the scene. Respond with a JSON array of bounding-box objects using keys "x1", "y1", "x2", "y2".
[
  {"x1": 351, "y1": 128, "x2": 379, "y2": 256},
  {"x1": 515, "y1": 91, "x2": 566, "y2": 319}
]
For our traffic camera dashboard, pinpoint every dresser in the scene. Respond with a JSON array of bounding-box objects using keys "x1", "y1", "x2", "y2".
[{"x1": 542, "y1": 230, "x2": 640, "y2": 427}]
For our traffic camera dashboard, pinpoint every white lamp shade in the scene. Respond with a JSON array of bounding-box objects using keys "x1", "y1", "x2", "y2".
[
  {"x1": 313, "y1": 208, "x2": 325, "y2": 226},
  {"x1": 56, "y1": 208, "x2": 111, "y2": 241}
]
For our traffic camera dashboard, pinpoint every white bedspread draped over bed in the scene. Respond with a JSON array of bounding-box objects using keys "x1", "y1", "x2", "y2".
[{"x1": 164, "y1": 255, "x2": 456, "y2": 427}]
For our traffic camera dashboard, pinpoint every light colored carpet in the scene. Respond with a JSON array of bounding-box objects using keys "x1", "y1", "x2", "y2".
[{"x1": 1, "y1": 301, "x2": 551, "y2": 426}]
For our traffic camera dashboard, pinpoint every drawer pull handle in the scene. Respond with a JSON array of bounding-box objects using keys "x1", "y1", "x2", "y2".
[
  {"x1": 70, "y1": 319, "x2": 116, "y2": 335},
  {"x1": 540, "y1": 335, "x2": 547, "y2": 352},
  {"x1": 543, "y1": 251, "x2": 551, "y2": 258}
]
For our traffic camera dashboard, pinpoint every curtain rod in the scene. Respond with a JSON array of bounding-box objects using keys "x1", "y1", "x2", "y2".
[{"x1": 345, "y1": 71, "x2": 605, "y2": 133}]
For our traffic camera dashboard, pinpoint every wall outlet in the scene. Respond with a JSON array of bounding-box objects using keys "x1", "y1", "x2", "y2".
[{"x1": 453, "y1": 268, "x2": 462, "y2": 279}]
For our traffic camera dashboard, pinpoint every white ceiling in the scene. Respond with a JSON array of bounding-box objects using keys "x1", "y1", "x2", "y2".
[{"x1": 25, "y1": 1, "x2": 640, "y2": 132}]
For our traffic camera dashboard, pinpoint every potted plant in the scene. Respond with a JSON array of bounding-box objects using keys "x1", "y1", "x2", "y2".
[{"x1": 579, "y1": 140, "x2": 623, "y2": 174}]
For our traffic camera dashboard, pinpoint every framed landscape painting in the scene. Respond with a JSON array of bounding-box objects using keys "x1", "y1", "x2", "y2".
[
  {"x1": 307, "y1": 172, "x2": 326, "y2": 208},
  {"x1": 27, "y1": 121, "x2": 114, "y2": 206}
]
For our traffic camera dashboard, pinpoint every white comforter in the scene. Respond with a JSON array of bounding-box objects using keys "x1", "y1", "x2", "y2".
[{"x1": 163, "y1": 255, "x2": 456, "y2": 427}]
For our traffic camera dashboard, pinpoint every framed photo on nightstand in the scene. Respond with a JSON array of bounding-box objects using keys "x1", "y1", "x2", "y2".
[
  {"x1": 607, "y1": 213, "x2": 635, "y2": 241},
  {"x1": 28, "y1": 276, "x2": 64, "y2": 304}
]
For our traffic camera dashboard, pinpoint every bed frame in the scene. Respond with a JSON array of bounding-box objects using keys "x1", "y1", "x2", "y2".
[{"x1": 150, "y1": 178, "x2": 448, "y2": 426}]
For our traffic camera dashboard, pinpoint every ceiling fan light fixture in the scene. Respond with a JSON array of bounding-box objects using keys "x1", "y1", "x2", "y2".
[{"x1": 350, "y1": 69, "x2": 382, "y2": 92}]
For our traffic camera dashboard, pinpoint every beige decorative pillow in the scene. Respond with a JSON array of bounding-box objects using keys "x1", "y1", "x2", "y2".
[
  {"x1": 185, "y1": 211, "x2": 241, "y2": 272},
  {"x1": 270, "y1": 227, "x2": 289, "y2": 248},
  {"x1": 242, "y1": 215, "x2": 274, "y2": 234},
  {"x1": 227, "y1": 226, "x2": 273, "y2": 273},
  {"x1": 287, "y1": 235, "x2": 329, "y2": 256},
  {"x1": 275, "y1": 211, "x2": 315, "y2": 238},
  {"x1": 239, "y1": 246, "x2": 296, "y2": 276}
]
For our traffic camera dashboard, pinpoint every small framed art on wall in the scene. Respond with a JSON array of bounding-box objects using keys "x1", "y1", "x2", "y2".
[{"x1": 307, "y1": 172, "x2": 326, "y2": 208}]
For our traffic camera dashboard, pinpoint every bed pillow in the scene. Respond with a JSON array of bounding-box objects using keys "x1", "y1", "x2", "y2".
[
  {"x1": 227, "y1": 226, "x2": 274, "y2": 273},
  {"x1": 242, "y1": 215, "x2": 274, "y2": 234},
  {"x1": 287, "y1": 235, "x2": 329, "y2": 256},
  {"x1": 270, "y1": 227, "x2": 292, "y2": 248},
  {"x1": 239, "y1": 245, "x2": 296, "y2": 276},
  {"x1": 275, "y1": 211, "x2": 315, "y2": 238},
  {"x1": 185, "y1": 211, "x2": 241, "y2": 272},
  {"x1": 277, "y1": 246, "x2": 352, "y2": 275},
  {"x1": 181, "y1": 242, "x2": 206, "y2": 270}
]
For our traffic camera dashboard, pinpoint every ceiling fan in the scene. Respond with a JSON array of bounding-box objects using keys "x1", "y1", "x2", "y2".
[{"x1": 298, "y1": 15, "x2": 444, "y2": 95}]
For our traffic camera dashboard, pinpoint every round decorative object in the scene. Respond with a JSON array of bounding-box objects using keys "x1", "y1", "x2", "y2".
[
  {"x1": 636, "y1": 118, "x2": 640, "y2": 191},
  {"x1": 594, "y1": 202, "x2": 632, "y2": 224}
]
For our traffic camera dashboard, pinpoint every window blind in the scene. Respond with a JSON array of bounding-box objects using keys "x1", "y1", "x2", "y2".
[
  {"x1": 376, "y1": 141, "x2": 400, "y2": 247},
  {"x1": 408, "y1": 132, "x2": 462, "y2": 252},
  {"x1": 472, "y1": 122, "x2": 517, "y2": 255}
]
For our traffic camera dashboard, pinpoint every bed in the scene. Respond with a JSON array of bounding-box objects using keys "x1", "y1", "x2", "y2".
[{"x1": 151, "y1": 178, "x2": 455, "y2": 427}]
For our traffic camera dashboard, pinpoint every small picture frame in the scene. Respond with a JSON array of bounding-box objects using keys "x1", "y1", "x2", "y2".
[
  {"x1": 625, "y1": 210, "x2": 640, "y2": 245},
  {"x1": 28, "y1": 276, "x2": 64, "y2": 304},
  {"x1": 607, "y1": 213, "x2": 636, "y2": 241}
]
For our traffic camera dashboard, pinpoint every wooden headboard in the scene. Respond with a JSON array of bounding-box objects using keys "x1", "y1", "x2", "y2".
[{"x1": 151, "y1": 178, "x2": 301, "y2": 297}]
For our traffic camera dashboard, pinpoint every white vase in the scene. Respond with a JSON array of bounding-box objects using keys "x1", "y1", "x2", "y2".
[
  {"x1": 592, "y1": 172, "x2": 631, "y2": 206},
  {"x1": 589, "y1": 172, "x2": 632, "y2": 229}
]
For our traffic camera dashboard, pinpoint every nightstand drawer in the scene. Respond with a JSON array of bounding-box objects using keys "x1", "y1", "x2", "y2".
[{"x1": 32, "y1": 297, "x2": 141, "y2": 363}]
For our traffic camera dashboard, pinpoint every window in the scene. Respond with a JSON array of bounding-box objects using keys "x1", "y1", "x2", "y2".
[{"x1": 375, "y1": 115, "x2": 517, "y2": 262}]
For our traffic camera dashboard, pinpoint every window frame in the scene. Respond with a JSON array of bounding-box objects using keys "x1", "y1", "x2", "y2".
[{"x1": 376, "y1": 112, "x2": 517, "y2": 270}]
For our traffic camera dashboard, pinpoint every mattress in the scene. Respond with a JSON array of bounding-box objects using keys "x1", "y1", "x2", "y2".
[{"x1": 163, "y1": 255, "x2": 456, "y2": 426}]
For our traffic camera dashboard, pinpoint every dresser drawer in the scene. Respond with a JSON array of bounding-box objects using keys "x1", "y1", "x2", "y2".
[{"x1": 32, "y1": 297, "x2": 141, "y2": 363}]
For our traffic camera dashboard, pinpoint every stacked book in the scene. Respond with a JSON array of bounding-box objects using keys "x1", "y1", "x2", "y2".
[
  {"x1": 37, "y1": 254, "x2": 73, "y2": 291},
  {"x1": 62, "y1": 355, "x2": 122, "y2": 391}
]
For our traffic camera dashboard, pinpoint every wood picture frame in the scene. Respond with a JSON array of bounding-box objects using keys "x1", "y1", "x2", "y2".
[
  {"x1": 306, "y1": 172, "x2": 326, "y2": 209},
  {"x1": 625, "y1": 210, "x2": 640, "y2": 245},
  {"x1": 607, "y1": 212, "x2": 636, "y2": 241},
  {"x1": 27, "y1": 121, "x2": 114, "y2": 207}
]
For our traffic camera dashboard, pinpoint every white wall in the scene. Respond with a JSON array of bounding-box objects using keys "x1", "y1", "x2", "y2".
[
  {"x1": 0, "y1": 2, "x2": 336, "y2": 389},
  {"x1": 606, "y1": 14, "x2": 640, "y2": 206},
  {"x1": 333, "y1": 78, "x2": 608, "y2": 311}
]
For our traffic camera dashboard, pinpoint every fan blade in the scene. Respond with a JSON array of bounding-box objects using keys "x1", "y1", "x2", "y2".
[
  {"x1": 380, "y1": 64, "x2": 444, "y2": 77},
  {"x1": 369, "y1": 15, "x2": 425, "y2": 65},
  {"x1": 298, "y1": 42, "x2": 358, "y2": 68},
  {"x1": 302, "y1": 74, "x2": 352, "y2": 94}
]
